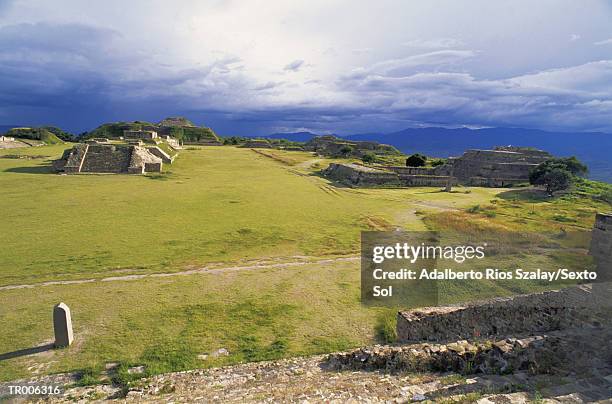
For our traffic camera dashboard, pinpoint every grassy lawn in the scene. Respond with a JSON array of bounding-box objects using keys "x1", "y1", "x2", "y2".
[
  {"x1": 0, "y1": 144, "x2": 609, "y2": 383},
  {"x1": 0, "y1": 145, "x2": 437, "y2": 285}
]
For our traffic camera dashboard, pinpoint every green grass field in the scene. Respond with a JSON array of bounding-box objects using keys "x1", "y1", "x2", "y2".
[{"x1": 0, "y1": 144, "x2": 610, "y2": 383}]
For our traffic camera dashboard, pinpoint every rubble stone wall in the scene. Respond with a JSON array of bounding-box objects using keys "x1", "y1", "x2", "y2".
[{"x1": 397, "y1": 283, "x2": 610, "y2": 343}]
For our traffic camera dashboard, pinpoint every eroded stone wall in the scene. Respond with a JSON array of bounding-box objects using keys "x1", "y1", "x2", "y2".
[
  {"x1": 323, "y1": 163, "x2": 400, "y2": 187},
  {"x1": 324, "y1": 163, "x2": 454, "y2": 188},
  {"x1": 396, "y1": 283, "x2": 611, "y2": 343}
]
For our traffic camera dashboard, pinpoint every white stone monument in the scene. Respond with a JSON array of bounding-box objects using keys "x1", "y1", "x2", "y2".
[{"x1": 53, "y1": 302, "x2": 74, "y2": 348}]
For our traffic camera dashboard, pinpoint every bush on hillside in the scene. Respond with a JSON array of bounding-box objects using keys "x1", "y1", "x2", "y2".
[
  {"x1": 361, "y1": 152, "x2": 377, "y2": 164},
  {"x1": 406, "y1": 153, "x2": 427, "y2": 167}
]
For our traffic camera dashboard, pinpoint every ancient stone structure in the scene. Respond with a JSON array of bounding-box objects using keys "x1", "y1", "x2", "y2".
[
  {"x1": 438, "y1": 147, "x2": 552, "y2": 186},
  {"x1": 323, "y1": 146, "x2": 553, "y2": 188},
  {"x1": 241, "y1": 139, "x2": 272, "y2": 148},
  {"x1": 590, "y1": 212, "x2": 612, "y2": 281},
  {"x1": 54, "y1": 144, "x2": 163, "y2": 174},
  {"x1": 323, "y1": 163, "x2": 401, "y2": 187},
  {"x1": 147, "y1": 146, "x2": 175, "y2": 163},
  {"x1": 305, "y1": 135, "x2": 401, "y2": 158},
  {"x1": 53, "y1": 303, "x2": 73, "y2": 348},
  {"x1": 165, "y1": 136, "x2": 182, "y2": 149},
  {"x1": 396, "y1": 283, "x2": 610, "y2": 343},
  {"x1": 323, "y1": 163, "x2": 454, "y2": 187},
  {"x1": 123, "y1": 129, "x2": 158, "y2": 140}
]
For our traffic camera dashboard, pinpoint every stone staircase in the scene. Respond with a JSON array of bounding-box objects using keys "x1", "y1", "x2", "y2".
[{"x1": 80, "y1": 145, "x2": 132, "y2": 173}]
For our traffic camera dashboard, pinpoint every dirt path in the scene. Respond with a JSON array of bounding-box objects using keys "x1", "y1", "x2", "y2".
[{"x1": 0, "y1": 256, "x2": 359, "y2": 291}]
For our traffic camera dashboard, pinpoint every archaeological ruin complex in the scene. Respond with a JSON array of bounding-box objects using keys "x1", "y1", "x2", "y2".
[
  {"x1": 324, "y1": 146, "x2": 553, "y2": 188},
  {"x1": 305, "y1": 135, "x2": 402, "y2": 158}
]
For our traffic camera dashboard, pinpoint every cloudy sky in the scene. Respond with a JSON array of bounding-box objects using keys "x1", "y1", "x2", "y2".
[{"x1": 1, "y1": 0, "x2": 612, "y2": 135}]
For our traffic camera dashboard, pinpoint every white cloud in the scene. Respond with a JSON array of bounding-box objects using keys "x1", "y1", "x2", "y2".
[
  {"x1": 594, "y1": 38, "x2": 612, "y2": 46},
  {"x1": 403, "y1": 38, "x2": 464, "y2": 48},
  {"x1": 1, "y1": 0, "x2": 612, "y2": 132}
]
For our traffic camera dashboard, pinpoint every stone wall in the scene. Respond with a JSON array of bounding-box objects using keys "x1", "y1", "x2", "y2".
[
  {"x1": 385, "y1": 166, "x2": 438, "y2": 176},
  {"x1": 323, "y1": 163, "x2": 401, "y2": 187},
  {"x1": 80, "y1": 144, "x2": 132, "y2": 173},
  {"x1": 590, "y1": 212, "x2": 612, "y2": 281},
  {"x1": 399, "y1": 174, "x2": 453, "y2": 187},
  {"x1": 323, "y1": 163, "x2": 455, "y2": 188},
  {"x1": 124, "y1": 130, "x2": 158, "y2": 140},
  {"x1": 446, "y1": 148, "x2": 550, "y2": 185},
  {"x1": 396, "y1": 283, "x2": 611, "y2": 343},
  {"x1": 327, "y1": 325, "x2": 612, "y2": 376}
]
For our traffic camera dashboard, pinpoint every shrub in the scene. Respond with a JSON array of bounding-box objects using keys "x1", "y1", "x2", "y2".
[
  {"x1": 466, "y1": 204, "x2": 481, "y2": 213},
  {"x1": 361, "y1": 152, "x2": 377, "y2": 164},
  {"x1": 339, "y1": 145, "x2": 354, "y2": 156},
  {"x1": 406, "y1": 153, "x2": 427, "y2": 167}
]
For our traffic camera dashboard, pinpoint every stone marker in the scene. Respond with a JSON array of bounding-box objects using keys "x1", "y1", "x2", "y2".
[{"x1": 53, "y1": 302, "x2": 74, "y2": 348}]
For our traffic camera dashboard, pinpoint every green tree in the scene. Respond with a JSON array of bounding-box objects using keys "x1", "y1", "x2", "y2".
[
  {"x1": 537, "y1": 168, "x2": 572, "y2": 196},
  {"x1": 406, "y1": 153, "x2": 427, "y2": 167},
  {"x1": 361, "y1": 152, "x2": 376, "y2": 164},
  {"x1": 339, "y1": 145, "x2": 354, "y2": 156},
  {"x1": 529, "y1": 157, "x2": 586, "y2": 196}
]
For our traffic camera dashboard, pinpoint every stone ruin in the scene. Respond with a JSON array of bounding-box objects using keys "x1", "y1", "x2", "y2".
[
  {"x1": 241, "y1": 139, "x2": 272, "y2": 148},
  {"x1": 439, "y1": 146, "x2": 552, "y2": 187},
  {"x1": 54, "y1": 143, "x2": 163, "y2": 174},
  {"x1": 323, "y1": 146, "x2": 552, "y2": 188},
  {"x1": 395, "y1": 284, "x2": 610, "y2": 343},
  {"x1": 123, "y1": 129, "x2": 158, "y2": 140},
  {"x1": 324, "y1": 163, "x2": 402, "y2": 187},
  {"x1": 305, "y1": 135, "x2": 401, "y2": 158}
]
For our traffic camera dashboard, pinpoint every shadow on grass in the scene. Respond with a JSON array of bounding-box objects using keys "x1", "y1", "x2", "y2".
[
  {"x1": 498, "y1": 188, "x2": 549, "y2": 202},
  {"x1": 0, "y1": 343, "x2": 54, "y2": 361},
  {"x1": 4, "y1": 165, "x2": 55, "y2": 174}
]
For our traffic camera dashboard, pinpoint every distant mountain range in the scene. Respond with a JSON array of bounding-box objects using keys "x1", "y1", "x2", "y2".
[
  {"x1": 0, "y1": 125, "x2": 22, "y2": 133},
  {"x1": 3, "y1": 124, "x2": 611, "y2": 182},
  {"x1": 267, "y1": 127, "x2": 612, "y2": 182}
]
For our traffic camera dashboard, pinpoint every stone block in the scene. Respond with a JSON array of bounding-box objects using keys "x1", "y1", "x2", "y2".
[{"x1": 53, "y1": 302, "x2": 73, "y2": 348}]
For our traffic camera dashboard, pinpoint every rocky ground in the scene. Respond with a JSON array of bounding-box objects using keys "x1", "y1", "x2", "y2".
[
  {"x1": 24, "y1": 352, "x2": 611, "y2": 403},
  {"x1": 1, "y1": 326, "x2": 609, "y2": 403}
]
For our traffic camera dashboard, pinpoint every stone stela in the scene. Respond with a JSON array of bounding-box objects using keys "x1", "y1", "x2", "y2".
[{"x1": 53, "y1": 302, "x2": 74, "y2": 348}]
